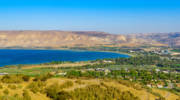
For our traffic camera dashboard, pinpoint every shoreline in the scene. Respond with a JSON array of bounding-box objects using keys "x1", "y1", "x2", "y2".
[
  {"x1": 0, "y1": 47, "x2": 132, "y2": 57},
  {"x1": 0, "y1": 48, "x2": 131, "y2": 67}
]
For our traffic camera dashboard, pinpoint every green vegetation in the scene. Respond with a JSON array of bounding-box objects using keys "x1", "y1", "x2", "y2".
[
  {"x1": 27, "y1": 80, "x2": 46, "y2": 93},
  {"x1": 22, "y1": 90, "x2": 31, "y2": 100},
  {"x1": 0, "y1": 52, "x2": 179, "y2": 99},
  {"x1": 45, "y1": 84, "x2": 140, "y2": 100},
  {"x1": 1, "y1": 74, "x2": 30, "y2": 83}
]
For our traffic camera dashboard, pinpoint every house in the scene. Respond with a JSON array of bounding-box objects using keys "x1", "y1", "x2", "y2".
[
  {"x1": 129, "y1": 50, "x2": 135, "y2": 53},
  {"x1": 161, "y1": 50, "x2": 170, "y2": 55},
  {"x1": 0, "y1": 73, "x2": 8, "y2": 75},
  {"x1": 103, "y1": 60, "x2": 112, "y2": 63},
  {"x1": 155, "y1": 69, "x2": 160, "y2": 72},
  {"x1": 57, "y1": 72, "x2": 67, "y2": 76},
  {"x1": 162, "y1": 71, "x2": 169, "y2": 74},
  {"x1": 157, "y1": 85, "x2": 163, "y2": 88},
  {"x1": 104, "y1": 69, "x2": 111, "y2": 75},
  {"x1": 95, "y1": 68, "x2": 105, "y2": 71},
  {"x1": 95, "y1": 68, "x2": 111, "y2": 75},
  {"x1": 87, "y1": 68, "x2": 95, "y2": 71},
  {"x1": 147, "y1": 84, "x2": 152, "y2": 88}
]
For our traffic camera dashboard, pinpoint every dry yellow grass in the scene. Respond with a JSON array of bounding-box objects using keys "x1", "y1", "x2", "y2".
[
  {"x1": 46, "y1": 78, "x2": 180, "y2": 100},
  {"x1": 0, "y1": 78, "x2": 178, "y2": 100},
  {"x1": 152, "y1": 89, "x2": 179, "y2": 100}
]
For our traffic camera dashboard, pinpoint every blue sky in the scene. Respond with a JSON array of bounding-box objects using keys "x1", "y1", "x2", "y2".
[{"x1": 0, "y1": 0, "x2": 180, "y2": 34}]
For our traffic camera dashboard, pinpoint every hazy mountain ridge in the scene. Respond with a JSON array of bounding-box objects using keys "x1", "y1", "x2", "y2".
[
  {"x1": 134, "y1": 32, "x2": 180, "y2": 47},
  {"x1": 0, "y1": 31, "x2": 179, "y2": 48}
]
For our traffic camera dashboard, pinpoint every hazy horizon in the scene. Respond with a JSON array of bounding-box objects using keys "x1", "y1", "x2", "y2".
[
  {"x1": 0, "y1": 0, "x2": 180, "y2": 34},
  {"x1": 0, "y1": 30, "x2": 180, "y2": 35}
]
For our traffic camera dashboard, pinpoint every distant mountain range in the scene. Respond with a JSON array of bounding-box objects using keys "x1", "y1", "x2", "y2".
[{"x1": 0, "y1": 31, "x2": 179, "y2": 48}]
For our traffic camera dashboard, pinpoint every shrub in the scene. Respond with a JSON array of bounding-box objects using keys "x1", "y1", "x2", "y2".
[
  {"x1": 0, "y1": 84, "x2": 3, "y2": 89},
  {"x1": 8, "y1": 85, "x2": 16, "y2": 90},
  {"x1": 0, "y1": 95, "x2": 22, "y2": 100},
  {"x1": 70, "y1": 85, "x2": 140, "y2": 100},
  {"x1": 17, "y1": 85, "x2": 23, "y2": 89},
  {"x1": 59, "y1": 81, "x2": 73, "y2": 89},
  {"x1": 155, "y1": 97, "x2": 166, "y2": 100},
  {"x1": 1, "y1": 74, "x2": 30, "y2": 83},
  {"x1": 45, "y1": 82, "x2": 72, "y2": 100},
  {"x1": 33, "y1": 73, "x2": 53, "y2": 81},
  {"x1": 1, "y1": 75, "x2": 23, "y2": 83},
  {"x1": 13, "y1": 93, "x2": 19, "y2": 98},
  {"x1": 27, "y1": 81, "x2": 46, "y2": 93},
  {"x1": 3, "y1": 89, "x2": 9, "y2": 95},
  {"x1": 23, "y1": 90, "x2": 31, "y2": 100},
  {"x1": 22, "y1": 75, "x2": 30, "y2": 82},
  {"x1": 75, "y1": 80, "x2": 85, "y2": 85},
  {"x1": 56, "y1": 91, "x2": 71, "y2": 100},
  {"x1": 45, "y1": 83, "x2": 61, "y2": 99},
  {"x1": 45, "y1": 84, "x2": 140, "y2": 100}
]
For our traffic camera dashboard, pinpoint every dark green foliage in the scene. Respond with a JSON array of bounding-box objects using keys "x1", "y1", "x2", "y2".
[
  {"x1": 66, "y1": 70, "x2": 105, "y2": 78},
  {"x1": 114, "y1": 55, "x2": 161, "y2": 66},
  {"x1": 66, "y1": 70, "x2": 82, "y2": 78}
]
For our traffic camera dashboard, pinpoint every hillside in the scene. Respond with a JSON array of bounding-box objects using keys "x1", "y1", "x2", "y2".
[
  {"x1": 0, "y1": 31, "x2": 180, "y2": 48},
  {"x1": 133, "y1": 32, "x2": 180, "y2": 47},
  {"x1": 0, "y1": 75, "x2": 179, "y2": 100}
]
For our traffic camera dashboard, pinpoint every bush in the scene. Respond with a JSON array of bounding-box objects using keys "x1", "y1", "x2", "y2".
[
  {"x1": 75, "y1": 80, "x2": 85, "y2": 85},
  {"x1": 13, "y1": 93, "x2": 19, "y2": 98},
  {"x1": 8, "y1": 85, "x2": 16, "y2": 90},
  {"x1": 27, "y1": 81, "x2": 46, "y2": 93},
  {"x1": 56, "y1": 91, "x2": 71, "y2": 100},
  {"x1": 0, "y1": 95, "x2": 22, "y2": 100},
  {"x1": 0, "y1": 84, "x2": 3, "y2": 89},
  {"x1": 156, "y1": 97, "x2": 166, "y2": 100},
  {"x1": 22, "y1": 75, "x2": 30, "y2": 82},
  {"x1": 17, "y1": 85, "x2": 23, "y2": 89},
  {"x1": 33, "y1": 73, "x2": 53, "y2": 81},
  {"x1": 45, "y1": 84, "x2": 140, "y2": 100},
  {"x1": 59, "y1": 81, "x2": 74, "y2": 89},
  {"x1": 3, "y1": 89, "x2": 9, "y2": 95},
  {"x1": 70, "y1": 85, "x2": 140, "y2": 100},
  {"x1": 1, "y1": 75, "x2": 23, "y2": 83},
  {"x1": 45, "y1": 83, "x2": 61, "y2": 99},
  {"x1": 23, "y1": 90, "x2": 31, "y2": 100},
  {"x1": 1, "y1": 74, "x2": 30, "y2": 83}
]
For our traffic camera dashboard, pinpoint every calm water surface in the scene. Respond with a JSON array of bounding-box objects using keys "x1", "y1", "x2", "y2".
[{"x1": 0, "y1": 49, "x2": 129, "y2": 66}]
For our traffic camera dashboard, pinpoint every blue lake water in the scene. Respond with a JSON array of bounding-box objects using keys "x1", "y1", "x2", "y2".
[{"x1": 0, "y1": 49, "x2": 129, "y2": 66}]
